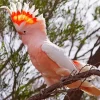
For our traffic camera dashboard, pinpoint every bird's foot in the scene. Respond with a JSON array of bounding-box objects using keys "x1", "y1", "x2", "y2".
[
  {"x1": 40, "y1": 88, "x2": 46, "y2": 95},
  {"x1": 59, "y1": 76, "x2": 67, "y2": 88},
  {"x1": 60, "y1": 76, "x2": 67, "y2": 82}
]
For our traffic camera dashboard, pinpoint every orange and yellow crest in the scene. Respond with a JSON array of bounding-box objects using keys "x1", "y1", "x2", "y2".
[
  {"x1": 11, "y1": 10, "x2": 37, "y2": 25},
  {"x1": 0, "y1": 2, "x2": 43, "y2": 25},
  {"x1": 11, "y1": 11, "x2": 37, "y2": 25}
]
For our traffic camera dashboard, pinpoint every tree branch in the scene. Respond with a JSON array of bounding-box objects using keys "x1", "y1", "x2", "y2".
[
  {"x1": 88, "y1": 46, "x2": 100, "y2": 67},
  {"x1": 74, "y1": 27, "x2": 100, "y2": 59},
  {"x1": 0, "y1": 43, "x2": 24, "y2": 72},
  {"x1": 27, "y1": 69, "x2": 100, "y2": 100}
]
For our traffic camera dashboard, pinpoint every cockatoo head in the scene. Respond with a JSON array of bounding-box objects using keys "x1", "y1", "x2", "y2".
[{"x1": 0, "y1": 2, "x2": 46, "y2": 44}]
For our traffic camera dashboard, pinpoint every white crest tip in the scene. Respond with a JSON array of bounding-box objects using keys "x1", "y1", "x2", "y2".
[
  {"x1": 10, "y1": 2, "x2": 17, "y2": 12},
  {"x1": 38, "y1": 14, "x2": 43, "y2": 19},
  {"x1": 33, "y1": 9, "x2": 39, "y2": 16},
  {"x1": 17, "y1": 2, "x2": 22, "y2": 12},
  {"x1": 29, "y1": 5, "x2": 35, "y2": 14},
  {"x1": 23, "y1": 2, "x2": 29, "y2": 12},
  {"x1": 0, "y1": 6, "x2": 12, "y2": 15}
]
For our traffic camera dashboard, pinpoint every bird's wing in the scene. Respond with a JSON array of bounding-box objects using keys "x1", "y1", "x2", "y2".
[
  {"x1": 73, "y1": 60, "x2": 98, "y2": 80},
  {"x1": 41, "y1": 41, "x2": 78, "y2": 73},
  {"x1": 73, "y1": 60, "x2": 97, "y2": 72},
  {"x1": 42, "y1": 41, "x2": 100, "y2": 96}
]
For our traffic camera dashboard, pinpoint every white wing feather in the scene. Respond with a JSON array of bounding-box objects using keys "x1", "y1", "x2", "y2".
[{"x1": 42, "y1": 41, "x2": 78, "y2": 73}]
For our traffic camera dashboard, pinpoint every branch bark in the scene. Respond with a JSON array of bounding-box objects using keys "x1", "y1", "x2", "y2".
[
  {"x1": 88, "y1": 46, "x2": 100, "y2": 67},
  {"x1": 67, "y1": 37, "x2": 100, "y2": 100},
  {"x1": 27, "y1": 69, "x2": 100, "y2": 100}
]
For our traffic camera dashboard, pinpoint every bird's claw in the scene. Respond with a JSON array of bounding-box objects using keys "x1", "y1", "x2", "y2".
[
  {"x1": 40, "y1": 88, "x2": 46, "y2": 95},
  {"x1": 60, "y1": 76, "x2": 67, "y2": 82}
]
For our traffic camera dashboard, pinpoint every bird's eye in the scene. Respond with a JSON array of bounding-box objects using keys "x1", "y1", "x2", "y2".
[{"x1": 23, "y1": 31, "x2": 26, "y2": 35}]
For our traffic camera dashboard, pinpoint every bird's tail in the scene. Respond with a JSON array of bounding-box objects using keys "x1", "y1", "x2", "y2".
[{"x1": 67, "y1": 80, "x2": 100, "y2": 96}]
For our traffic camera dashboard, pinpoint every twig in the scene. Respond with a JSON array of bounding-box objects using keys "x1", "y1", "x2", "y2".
[{"x1": 28, "y1": 69, "x2": 100, "y2": 100}]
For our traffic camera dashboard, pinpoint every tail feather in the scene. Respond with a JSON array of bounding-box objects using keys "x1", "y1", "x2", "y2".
[
  {"x1": 81, "y1": 86, "x2": 100, "y2": 96},
  {"x1": 67, "y1": 81, "x2": 100, "y2": 96}
]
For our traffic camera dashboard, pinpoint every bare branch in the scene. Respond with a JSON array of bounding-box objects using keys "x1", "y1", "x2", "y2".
[
  {"x1": 28, "y1": 69, "x2": 100, "y2": 100},
  {"x1": 74, "y1": 27, "x2": 100, "y2": 59},
  {"x1": 0, "y1": 43, "x2": 24, "y2": 72},
  {"x1": 88, "y1": 46, "x2": 100, "y2": 67},
  {"x1": 77, "y1": 36, "x2": 100, "y2": 59}
]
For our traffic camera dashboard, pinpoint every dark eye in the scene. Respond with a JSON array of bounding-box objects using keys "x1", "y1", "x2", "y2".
[{"x1": 23, "y1": 31, "x2": 26, "y2": 34}]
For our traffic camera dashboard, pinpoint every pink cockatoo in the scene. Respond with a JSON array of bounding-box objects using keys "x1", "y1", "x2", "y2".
[{"x1": 1, "y1": 2, "x2": 100, "y2": 96}]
